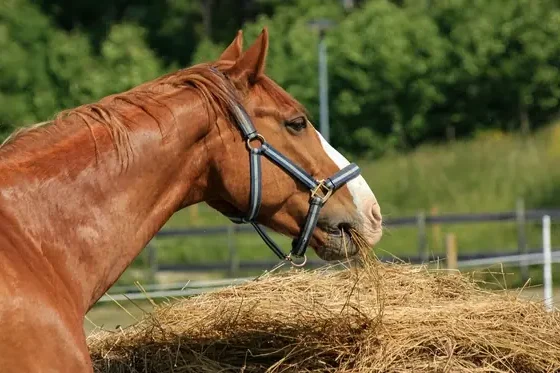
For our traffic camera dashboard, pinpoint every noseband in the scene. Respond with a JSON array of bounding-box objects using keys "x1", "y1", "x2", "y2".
[{"x1": 212, "y1": 68, "x2": 361, "y2": 267}]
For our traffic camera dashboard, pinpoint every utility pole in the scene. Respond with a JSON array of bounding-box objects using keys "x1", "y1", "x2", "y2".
[
  {"x1": 318, "y1": 29, "x2": 330, "y2": 142},
  {"x1": 308, "y1": 0, "x2": 354, "y2": 142},
  {"x1": 307, "y1": 19, "x2": 335, "y2": 143}
]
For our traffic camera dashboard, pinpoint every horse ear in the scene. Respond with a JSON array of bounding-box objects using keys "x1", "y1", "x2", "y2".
[
  {"x1": 219, "y1": 30, "x2": 244, "y2": 61},
  {"x1": 227, "y1": 28, "x2": 269, "y2": 85}
]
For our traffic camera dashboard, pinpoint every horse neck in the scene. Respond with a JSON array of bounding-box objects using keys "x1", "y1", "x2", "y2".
[{"x1": 0, "y1": 88, "x2": 212, "y2": 313}]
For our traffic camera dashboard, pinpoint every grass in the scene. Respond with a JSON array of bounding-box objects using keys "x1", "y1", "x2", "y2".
[
  {"x1": 366, "y1": 125, "x2": 560, "y2": 257},
  {"x1": 120, "y1": 123, "x2": 560, "y2": 287},
  {"x1": 85, "y1": 281, "x2": 560, "y2": 335},
  {"x1": 85, "y1": 301, "x2": 155, "y2": 335}
]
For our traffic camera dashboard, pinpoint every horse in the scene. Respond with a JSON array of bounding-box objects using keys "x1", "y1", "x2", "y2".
[{"x1": 0, "y1": 28, "x2": 382, "y2": 372}]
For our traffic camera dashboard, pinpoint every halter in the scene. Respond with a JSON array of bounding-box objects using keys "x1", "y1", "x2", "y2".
[
  {"x1": 226, "y1": 103, "x2": 361, "y2": 267},
  {"x1": 210, "y1": 66, "x2": 361, "y2": 267}
]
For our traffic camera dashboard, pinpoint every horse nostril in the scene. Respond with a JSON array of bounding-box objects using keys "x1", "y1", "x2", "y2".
[
  {"x1": 370, "y1": 203, "x2": 382, "y2": 228},
  {"x1": 337, "y1": 222, "x2": 352, "y2": 235},
  {"x1": 337, "y1": 222, "x2": 351, "y2": 230}
]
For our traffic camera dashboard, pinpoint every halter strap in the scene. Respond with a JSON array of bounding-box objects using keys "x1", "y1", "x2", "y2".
[
  {"x1": 210, "y1": 66, "x2": 361, "y2": 265},
  {"x1": 229, "y1": 127, "x2": 361, "y2": 263},
  {"x1": 260, "y1": 144, "x2": 319, "y2": 190},
  {"x1": 231, "y1": 102, "x2": 258, "y2": 140}
]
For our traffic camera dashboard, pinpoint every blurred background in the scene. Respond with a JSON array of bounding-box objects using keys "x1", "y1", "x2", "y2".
[{"x1": 2, "y1": 0, "x2": 560, "y2": 328}]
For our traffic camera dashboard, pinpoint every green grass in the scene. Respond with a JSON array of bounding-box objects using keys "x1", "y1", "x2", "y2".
[
  {"x1": 122, "y1": 123, "x2": 560, "y2": 287},
  {"x1": 367, "y1": 125, "x2": 560, "y2": 260}
]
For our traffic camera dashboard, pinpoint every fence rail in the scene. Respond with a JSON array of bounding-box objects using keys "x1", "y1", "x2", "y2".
[
  {"x1": 149, "y1": 247, "x2": 560, "y2": 273},
  {"x1": 153, "y1": 208, "x2": 560, "y2": 238},
  {"x1": 99, "y1": 250, "x2": 560, "y2": 303},
  {"x1": 143, "y1": 205, "x2": 560, "y2": 276},
  {"x1": 94, "y1": 208, "x2": 559, "y2": 307}
]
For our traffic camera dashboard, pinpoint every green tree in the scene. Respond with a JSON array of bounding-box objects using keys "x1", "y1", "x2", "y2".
[
  {"x1": 36, "y1": 0, "x2": 299, "y2": 68},
  {"x1": 36, "y1": 0, "x2": 201, "y2": 66},
  {"x1": 0, "y1": 0, "x2": 164, "y2": 137},
  {"x1": 4, "y1": 0, "x2": 560, "y2": 155},
  {"x1": 329, "y1": 0, "x2": 447, "y2": 155},
  {"x1": 419, "y1": 0, "x2": 560, "y2": 138}
]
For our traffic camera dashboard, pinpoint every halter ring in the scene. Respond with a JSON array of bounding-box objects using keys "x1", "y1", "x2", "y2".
[
  {"x1": 310, "y1": 180, "x2": 333, "y2": 203},
  {"x1": 246, "y1": 134, "x2": 266, "y2": 152},
  {"x1": 287, "y1": 254, "x2": 307, "y2": 267}
]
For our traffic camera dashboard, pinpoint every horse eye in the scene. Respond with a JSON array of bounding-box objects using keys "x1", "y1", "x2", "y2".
[{"x1": 285, "y1": 117, "x2": 307, "y2": 132}]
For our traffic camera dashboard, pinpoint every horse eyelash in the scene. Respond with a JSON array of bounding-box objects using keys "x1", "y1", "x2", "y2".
[{"x1": 285, "y1": 117, "x2": 307, "y2": 131}]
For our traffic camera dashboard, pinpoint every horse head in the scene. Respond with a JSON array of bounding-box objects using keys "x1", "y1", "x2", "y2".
[{"x1": 203, "y1": 29, "x2": 382, "y2": 262}]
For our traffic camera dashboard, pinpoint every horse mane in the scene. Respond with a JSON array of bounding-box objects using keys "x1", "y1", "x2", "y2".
[
  {"x1": 0, "y1": 63, "x2": 239, "y2": 163},
  {"x1": 0, "y1": 61, "x2": 305, "y2": 165}
]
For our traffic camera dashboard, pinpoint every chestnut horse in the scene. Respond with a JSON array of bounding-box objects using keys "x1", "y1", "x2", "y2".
[{"x1": 0, "y1": 28, "x2": 382, "y2": 372}]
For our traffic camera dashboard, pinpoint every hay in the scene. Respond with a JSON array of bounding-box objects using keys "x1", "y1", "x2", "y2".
[{"x1": 88, "y1": 257, "x2": 560, "y2": 373}]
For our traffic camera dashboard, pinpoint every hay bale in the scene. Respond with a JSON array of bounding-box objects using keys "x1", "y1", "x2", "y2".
[{"x1": 88, "y1": 259, "x2": 560, "y2": 373}]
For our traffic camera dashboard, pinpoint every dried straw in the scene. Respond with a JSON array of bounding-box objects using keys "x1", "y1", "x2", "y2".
[{"x1": 88, "y1": 253, "x2": 560, "y2": 373}]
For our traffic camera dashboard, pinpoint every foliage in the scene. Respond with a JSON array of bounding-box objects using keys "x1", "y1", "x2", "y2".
[
  {"x1": 329, "y1": 0, "x2": 448, "y2": 153},
  {"x1": 419, "y1": 0, "x2": 560, "y2": 139},
  {"x1": 3, "y1": 0, "x2": 560, "y2": 156},
  {"x1": 0, "y1": 0, "x2": 163, "y2": 136},
  {"x1": 2, "y1": 0, "x2": 560, "y2": 287},
  {"x1": 189, "y1": 0, "x2": 560, "y2": 157}
]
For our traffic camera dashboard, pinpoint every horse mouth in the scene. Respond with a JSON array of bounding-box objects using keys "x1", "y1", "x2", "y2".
[
  {"x1": 324, "y1": 223, "x2": 352, "y2": 240},
  {"x1": 315, "y1": 222, "x2": 366, "y2": 261}
]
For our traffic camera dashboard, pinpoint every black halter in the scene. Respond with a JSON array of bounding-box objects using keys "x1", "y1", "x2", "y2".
[
  {"x1": 210, "y1": 66, "x2": 361, "y2": 266},
  {"x1": 226, "y1": 103, "x2": 361, "y2": 267}
]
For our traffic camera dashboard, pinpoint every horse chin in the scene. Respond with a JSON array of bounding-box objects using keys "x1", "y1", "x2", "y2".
[{"x1": 313, "y1": 230, "x2": 361, "y2": 262}]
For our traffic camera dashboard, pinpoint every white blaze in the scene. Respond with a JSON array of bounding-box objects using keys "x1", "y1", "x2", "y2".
[{"x1": 315, "y1": 130, "x2": 378, "y2": 223}]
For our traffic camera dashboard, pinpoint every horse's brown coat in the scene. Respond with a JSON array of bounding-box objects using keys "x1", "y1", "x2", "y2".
[{"x1": 0, "y1": 29, "x2": 381, "y2": 372}]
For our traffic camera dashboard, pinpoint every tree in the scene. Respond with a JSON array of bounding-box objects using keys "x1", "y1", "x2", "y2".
[
  {"x1": 4, "y1": 0, "x2": 560, "y2": 155},
  {"x1": 329, "y1": 0, "x2": 447, "y2": 155},
  {"x1": 421, "y1": 0, "x2": 560, "y2": 137},
  {"x1": 0, "y1": 0, "x2": 164, "y2": 137}
]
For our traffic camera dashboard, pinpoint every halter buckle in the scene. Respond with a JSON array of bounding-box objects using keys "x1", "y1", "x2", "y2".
[
  {"x1": 310, "y1": 180, "x2": 333, "y2": 203},
  {"x1": 246, "y1": 134, "x2": 266, "y2": 152}
]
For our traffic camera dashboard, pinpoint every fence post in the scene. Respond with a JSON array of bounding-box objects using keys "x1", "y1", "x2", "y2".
[
  {"x1": 189, "y1": 204, "x2": 200, "y2": 226},
  {"x1": 430, "y1": 206, "x2": 442, "y2": 252},
  {"x1": 516, "y1": 198, "x2": 529, "y2": 282},
  {"x1": 146, "y1": 242, "x2": 158, "y2": 283},
  {"x1": 417, "y1": 210, "x2": 427, "y2": 263},
  {"x1": 445, "y1": 233, "x2": 458, "y2": 270},
  {"x1": 227, "y1": 225, "x2": 239, "y2": 277},
  {"x1": 542, "y1": 215, "x2": 553, "y2": 312}
]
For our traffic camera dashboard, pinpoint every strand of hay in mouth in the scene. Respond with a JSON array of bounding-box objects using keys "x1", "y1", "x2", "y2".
[
  {"x1": 347, "y1": 227, "x2": 370, "y2": 253},
  {"x1": 88, "y1": 256, "x2": 560, "y2": 373}
]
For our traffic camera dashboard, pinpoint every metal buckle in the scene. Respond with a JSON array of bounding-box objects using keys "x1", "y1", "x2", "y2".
[
  {"x1": 246, "y1": 134, "x2": 266, "y2": 152},
  {"x1": 287, "y1": 253, "x2": 307, "y2": 267},
  {"x1": 310, "y1": 180, "x2": 333, "y2": 203}
]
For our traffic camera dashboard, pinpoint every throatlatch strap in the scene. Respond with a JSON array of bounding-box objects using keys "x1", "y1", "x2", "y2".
[
  {"x1": 251, "y1": 223, "x2": 287, "y2": 260},
  {"x1": 290, "y1": 197, "x2": 324, "y2": 257},
  {"x1": 261, "y1": 144, "x2": 318, "y2": 190}
]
